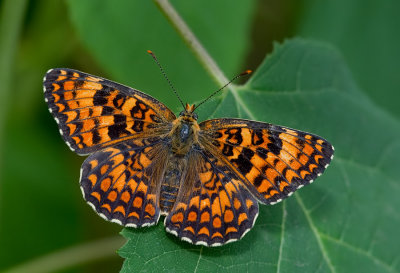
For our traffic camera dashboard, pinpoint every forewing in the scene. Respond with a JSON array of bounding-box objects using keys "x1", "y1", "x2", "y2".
[
  {"x1": 43, "y1": 68, "x2": 175, "y2": 155},
  {"x1": 164, "y1": 149, "x2": 259, "y2": 246},
  {"x1": 80, "y1": 137, "x2": 168, "y2": 227},
  {"x1": 199, "y1": 118, "x2": 334, "y2": 205}
]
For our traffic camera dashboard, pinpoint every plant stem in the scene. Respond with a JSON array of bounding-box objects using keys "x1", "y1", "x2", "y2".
[
  {"x1": 153, "y1": 0, "x2": 229, "y2": 87},
  {"x1": 2, "y1": 236, "x2": 125, "y2": 273}
]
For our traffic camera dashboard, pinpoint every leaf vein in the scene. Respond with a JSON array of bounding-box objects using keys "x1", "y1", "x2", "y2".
[
  {"x1": 276, "y1": 201, "x2": 286, "y2": 273},
  {"x1": 194, "y1": 246, "x2": 203, "y2": 273},
  {"x1": 295, "y1": 194, "x2": 336, "y2": 273},
  {"x1": 319, "y1": 233, "x2": 397, "y2": 273}
]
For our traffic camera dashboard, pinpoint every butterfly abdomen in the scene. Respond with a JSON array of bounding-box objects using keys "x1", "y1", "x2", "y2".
[
  {"x1": 160, "y1": 183, "x2": 180, "y2": 214},
  {"x1": 159, "y1": 155, "x2": 186, "y2": 214}
]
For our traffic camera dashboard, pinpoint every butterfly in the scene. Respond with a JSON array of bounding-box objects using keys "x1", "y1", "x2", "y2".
[{"x1": 43, "y1": 58, "x2": 333, "y2": 247}]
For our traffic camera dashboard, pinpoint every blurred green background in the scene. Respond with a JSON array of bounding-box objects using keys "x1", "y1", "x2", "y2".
[{"x1": 1, "y1": 0, "x2": 399, "y2": 272}]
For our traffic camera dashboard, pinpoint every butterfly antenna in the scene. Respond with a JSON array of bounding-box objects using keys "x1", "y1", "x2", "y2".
[
  {"x1": 194, "y1": 70, "x2": 252, "y2": 111},
  {"x1": 147, "y1": 50, "x2": 185, "y2": 109}
]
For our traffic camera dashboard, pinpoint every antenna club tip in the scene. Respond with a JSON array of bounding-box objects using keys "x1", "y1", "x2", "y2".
[
  {"x1": 147, "y1": 50, "x2": 153, "y2": 54},
  {"x1": 241, "y1": 69, "x2": 252, "y2": 76},
  {"x1": 238, "y1": 70, "x2": 252, "y2": 76}
]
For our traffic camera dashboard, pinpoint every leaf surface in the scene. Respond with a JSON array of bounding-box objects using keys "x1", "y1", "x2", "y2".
[{"x1": 296, "y1": 0, "x2": 400, "y2": 119}]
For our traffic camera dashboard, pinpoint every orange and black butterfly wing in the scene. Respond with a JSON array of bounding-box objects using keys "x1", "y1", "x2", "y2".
[
  {"x1": 199, "y1": 118, "x2": 334, "y2": 205},
  {"x1": 80, "y1": 137, "x2": 169, "y2": 227},
  {"x1": 164, "y1": 149, "x2": 259, "y2": 246},
  {"x1": 43, "y1": 68, "x2": 174, "y2": 227},
  {"x1": 43, "y1": 68, "x2": 175, "y2": 155}
]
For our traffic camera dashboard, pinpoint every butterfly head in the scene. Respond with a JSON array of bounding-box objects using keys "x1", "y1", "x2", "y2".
[{"x1": 179, "y1": 103, "x2": 198, "y2": 121}]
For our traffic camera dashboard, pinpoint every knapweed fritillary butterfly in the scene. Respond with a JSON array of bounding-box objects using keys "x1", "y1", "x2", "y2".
[{"x1": 43, "y1": 52, "x2": 333, "y2": 246}]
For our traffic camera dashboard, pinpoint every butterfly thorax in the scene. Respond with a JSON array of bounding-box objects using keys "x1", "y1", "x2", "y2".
[{"x1": 169, "y1": 107, "x2": 200, "y2": 157}]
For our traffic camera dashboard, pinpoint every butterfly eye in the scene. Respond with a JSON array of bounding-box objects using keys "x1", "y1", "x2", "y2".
[
  {"x1": 179, "y1": 111, "x2": 185, "y2": 116},
  {"x1": 193, "y1": 113, "x2": 198, "y2": 120}
]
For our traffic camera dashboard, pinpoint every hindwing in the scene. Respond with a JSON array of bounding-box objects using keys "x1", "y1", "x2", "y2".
[
  {"x1": 164, "y1": 149, "x2": 258, "y2": 246},
  {"x1": 80, "y1": 137, "x2": 169, "y2": 227}
]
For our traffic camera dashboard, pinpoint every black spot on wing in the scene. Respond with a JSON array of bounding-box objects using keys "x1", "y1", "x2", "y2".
[
  {"x1": 267, "y1": 131, "x2": 282, "y2": 155},
  {"x1": 108, "y1": 114, "x2": 128, "y2": 139},
  {"x1": 231, "y1": 147, "x2": 254, "y2": 175},
  {"x1": 222, "y1": 144, "x2": 234, "y2": 156},
  {"x1": 93, "y1": 91, "x2": 108, "y2": 105}
]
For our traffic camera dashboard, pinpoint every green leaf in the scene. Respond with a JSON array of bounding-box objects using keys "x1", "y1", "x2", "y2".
[
  {"x1": 119, "y1": 39, "x2": 400, "y2": 273},
  {"x1": 66, "y1": 0, "x2": 256, "y2": 111},
  {"x1": 296, "y1": 0, "x2": 400, "y2": 119}
]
